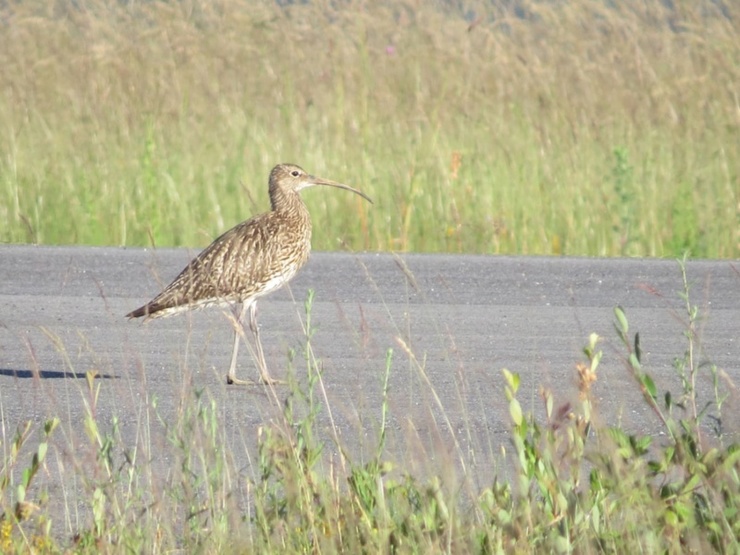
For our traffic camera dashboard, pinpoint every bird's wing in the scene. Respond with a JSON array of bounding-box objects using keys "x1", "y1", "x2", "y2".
[{"x1": 134, "y1": 215, "x2": 278, "y2": 317}]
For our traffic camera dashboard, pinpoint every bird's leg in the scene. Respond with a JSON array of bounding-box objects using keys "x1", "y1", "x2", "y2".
[
  {"x1": 226, "y1": 302, "x2": 253, "y2": 385},
  {"x1": 249, "y1": 302, "x2": 285, "y2": 385}
]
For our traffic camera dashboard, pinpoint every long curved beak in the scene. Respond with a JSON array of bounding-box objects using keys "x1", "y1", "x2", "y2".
[{"x1": 304, "y1": 175, "x2": 373, "y2": 204}]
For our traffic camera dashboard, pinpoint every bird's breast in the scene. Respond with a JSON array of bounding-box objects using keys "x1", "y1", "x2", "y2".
[{"x1": 251, "y1": 254, "x2": 305, "y2": 300}]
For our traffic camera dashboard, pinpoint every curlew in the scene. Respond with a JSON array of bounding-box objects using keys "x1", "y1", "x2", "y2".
[{"x1": 126, "y1": 163, "x2": 372, "y2": 385}]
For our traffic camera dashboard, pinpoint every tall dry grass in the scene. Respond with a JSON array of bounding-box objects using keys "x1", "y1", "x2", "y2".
[{"x1": 0, "y1": 0, "x2": 737, "y2": 256}]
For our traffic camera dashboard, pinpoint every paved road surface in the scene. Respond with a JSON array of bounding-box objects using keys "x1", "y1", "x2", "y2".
[{"x1": 1, "y1": 246, "x2": 738, "y2": 536}]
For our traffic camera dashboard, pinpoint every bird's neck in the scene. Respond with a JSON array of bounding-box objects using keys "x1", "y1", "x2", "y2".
[{"x1": 270, "y1": 188, "x2": 311, "y2": 225}]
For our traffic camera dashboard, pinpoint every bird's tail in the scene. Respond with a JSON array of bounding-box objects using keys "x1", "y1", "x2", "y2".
[{"x1": 126, "y1": 304, "x2": 151, "y2": 319}]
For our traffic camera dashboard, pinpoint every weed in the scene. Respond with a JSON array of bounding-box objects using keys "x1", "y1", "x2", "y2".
[
  {"x1": 0, "y1": 416, "x2": 59, "y2": 552},
  {"x1": 1, "y1": 264, "x2": 738, "y2": 552}
]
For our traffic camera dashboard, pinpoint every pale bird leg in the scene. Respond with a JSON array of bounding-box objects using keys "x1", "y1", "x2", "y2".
[
  {"x1": 226, "y1": 302, "x2": 254, "y2": 385},
  {"x1": 249, "y1": 302, "x2": 286, "y2": 385},
  {"x1": 225, "y1": 301, "x2": 285, "y2": 385}
]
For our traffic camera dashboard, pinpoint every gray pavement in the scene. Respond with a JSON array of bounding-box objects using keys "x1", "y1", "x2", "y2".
[{"x1": 1, "y1": 245, "x2": 738, "y2": 536}]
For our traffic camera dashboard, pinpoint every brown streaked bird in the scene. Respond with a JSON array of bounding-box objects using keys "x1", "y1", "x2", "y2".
[{"x1": 126, "y1": 163, "x2": 372, "y2": 385}]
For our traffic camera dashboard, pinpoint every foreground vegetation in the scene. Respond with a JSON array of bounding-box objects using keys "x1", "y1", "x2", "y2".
[
  {"x1": 1, "y1": 259, "x2": 737, "y2": 553},
  {"x1": 0, "y1": 0, "x2": 738, "y2": 257}
]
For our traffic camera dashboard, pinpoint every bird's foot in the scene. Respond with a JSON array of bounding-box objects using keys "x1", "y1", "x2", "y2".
[
  {"x1": 226, "y1": 374, "x2": 286, "y2": 386},
  {"x1": 226, "y1": 374, "x2": 257, "y2": 386},
  {"x1": 259, "y1": 374, "x2": 287, "y2": 386}
]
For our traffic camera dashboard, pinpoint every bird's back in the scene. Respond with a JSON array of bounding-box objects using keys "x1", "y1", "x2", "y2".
[{"x1": 127, "y1": 209, "x2": 312, "y2": 319}]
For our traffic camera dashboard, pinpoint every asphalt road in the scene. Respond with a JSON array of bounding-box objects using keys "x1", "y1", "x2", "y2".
[{"x1": 1, "y1": 245, "x2": 738, "y2": 536}]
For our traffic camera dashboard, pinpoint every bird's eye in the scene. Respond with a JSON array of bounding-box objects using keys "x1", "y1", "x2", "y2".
[{"x1": 291, "y1": 170, "x2": 300, "y2": 177}]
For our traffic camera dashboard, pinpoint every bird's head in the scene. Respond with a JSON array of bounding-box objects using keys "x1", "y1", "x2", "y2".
[{"x1": 269, "y1": 163, "x2": 373, "y2": 204}]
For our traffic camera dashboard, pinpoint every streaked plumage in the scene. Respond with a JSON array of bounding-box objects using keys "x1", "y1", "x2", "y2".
[{"x1": 127, "y1": 163, "x2": 372, "y2": 385}]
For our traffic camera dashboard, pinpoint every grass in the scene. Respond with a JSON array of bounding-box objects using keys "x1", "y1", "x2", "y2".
[
  {"x1": 0, "y1": 257, "x2": 738, "y2": 553},
  {"x1": 0, "y1": 0, "x2": 738, "y2": 257}
]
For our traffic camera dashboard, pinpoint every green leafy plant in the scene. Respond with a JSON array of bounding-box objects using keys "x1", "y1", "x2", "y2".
[
  {"x1": 0, "y1": 417, "x2": 59, "y2": 553},
  {"x1": 1, "y1": 262, "x2": 738, "y2": 553}
]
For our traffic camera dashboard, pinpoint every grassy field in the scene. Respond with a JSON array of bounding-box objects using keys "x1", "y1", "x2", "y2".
[{"x1": 0, "y1": 0, "x2": 737, "y2": 257}]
